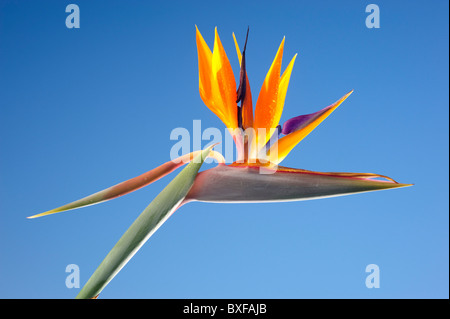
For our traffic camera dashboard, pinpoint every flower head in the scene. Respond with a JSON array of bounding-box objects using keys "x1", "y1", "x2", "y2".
[
  {"x1": 28, "y1": 26, "x2": 411, "y2": 218},
  {"x1": 28, "y1": 26, "x2": 412, "y2": 299},
  {"x1": 195, "y1": 27, "x2": 354, "y2": 166}
]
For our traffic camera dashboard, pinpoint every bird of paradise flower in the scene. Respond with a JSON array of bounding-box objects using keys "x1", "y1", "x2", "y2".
[{"x1": 28, "y1": 27, "x2": 411, "y2": 298}]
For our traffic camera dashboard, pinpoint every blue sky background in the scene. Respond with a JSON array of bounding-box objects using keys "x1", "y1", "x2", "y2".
[{"x1": 0, "y1": 0, "x2": 448, "y2": 298}]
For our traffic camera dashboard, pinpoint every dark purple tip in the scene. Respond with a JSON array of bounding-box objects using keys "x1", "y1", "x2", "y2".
[{"x1": 236, "y1": 27, "x2": 250, "y2": 129}]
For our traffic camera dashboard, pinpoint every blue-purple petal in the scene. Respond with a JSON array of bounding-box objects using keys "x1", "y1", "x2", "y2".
[{"x1": 281, "y1": 106, "x2": 333, "y2": 135}]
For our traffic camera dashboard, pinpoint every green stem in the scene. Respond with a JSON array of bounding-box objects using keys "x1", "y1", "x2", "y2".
[{"x1": 76, "y1": 146, "x2": 212, "y2": 299}]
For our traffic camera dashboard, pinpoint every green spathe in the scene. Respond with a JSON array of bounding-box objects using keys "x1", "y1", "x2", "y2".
[{"x1": 186, "y1": 164, "x2": 412, "y2": 203}]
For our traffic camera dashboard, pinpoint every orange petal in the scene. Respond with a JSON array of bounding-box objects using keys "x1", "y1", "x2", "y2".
[
  {"x1": 211, "y1": 27, "x2": 237, "y2": 129},
  {"x1": 232, "y1": 32, "x2": 242, "y2": 66},
  {"x1": 254, "y1": 37, "x2": 285, "y2": 145},
  {"x1": 277, "y1": 53, "x2": 297, "y2": 120},
  {"x1": 196, "y1": 27, "x2": 237, "y2": 130},
  {"x1": 195, "y1": 26, "x2": 213, "y2": 109},
  {"x1": 268, "y1": 90, "x2": 354, "y2": 164},
  {"x1": 241, "y1": 75, "x2": 254, "y2": 129}
]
